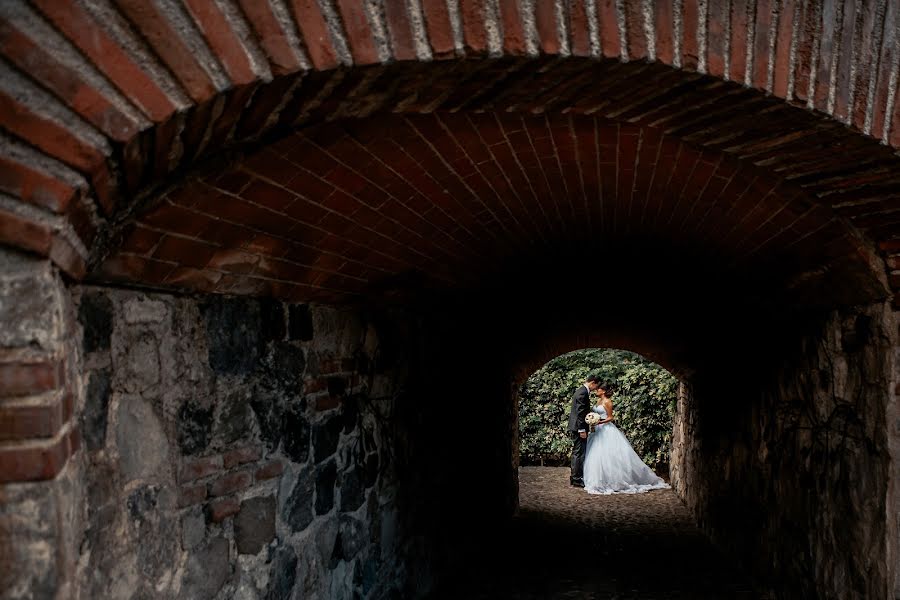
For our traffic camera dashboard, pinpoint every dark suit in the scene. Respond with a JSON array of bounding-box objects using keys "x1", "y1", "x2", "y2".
[{"x1": 567, "y1": 385, "x2": 591, "y2": 485}]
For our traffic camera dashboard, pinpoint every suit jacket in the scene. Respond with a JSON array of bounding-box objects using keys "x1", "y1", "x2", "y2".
[{"x1": 567, "y1": 385, "x2": 590, "y2": 433}]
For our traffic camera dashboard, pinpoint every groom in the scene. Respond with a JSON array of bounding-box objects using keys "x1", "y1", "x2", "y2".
[{"x1": 567, "y1": 374, "x2": 604, "y2": 487}]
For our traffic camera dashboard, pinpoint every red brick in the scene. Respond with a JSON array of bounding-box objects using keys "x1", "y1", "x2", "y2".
[
  {"x1": 813, "y1": 2, "x2": 838, "y2": 110},
  {"x1": 654, "y1": 0, "x2": 674, "y2": 64},
  {"x1": 50, "y1": 232, "x2": 87, "y2": 279},
  {"x1": 421, "y1": 0, "x2": 456, "y2": 58},
  {"x1": 289, "y1": 0, "x2": 340, "y2": 70},
  {"x1": 832, "y1": 0, "x2": 858, "y2": 121},
  {"x1": 209, "y1": 469, "x2": 253, "y2": 497},
  {"x1": 0, "y1": 157, "x2": 76, "y2": 214},
  {"x1": 381, "y1": 3, "x2": 416, "y2": 61},
  {"x1": 0, "y1": 400, "x2": 64, "y2": 441},
  {"x1": 747, "y1": 0, "x2": 772, "y2": 88},
  {"x1": 119, "y1": 224, "x2": 163, "y2": 255},
  {"x1": 183, "y1": 0, "x2": 256, "y2": 85},
  {"x1": 255, "y1": 459, "x2": 284, "y2": 481},
  {"x1": 180, "y1": 454, "x2": 223, "y2": 482},
  {"x1": 623, "y1": 0, "x2": 647, "y2": 60},
  {"x1": 730, "y1": 0, "x2": 750, "y2": 83},
  {"x1": 314, "y1": 394, "x2": 341, "y2": 411},
  {"x1": 599, "y1": 0, "x2": 621, "y2": 58},
  {"x1": 0, "y1": 19, "x2": 139, "y2": 142},
  {"x1": 96, "y1": 254, "x2": 177, "y2": 285},
  {"x1": 460, "y1": 0, "x2": 488, "y2": 54},
  {"x1": 870, "y1": 0, "x2": 898, "y2": 138},
  {"x1": 850, "y1": 1, "x2": 882, "y2": 130},
  {"x1": 242, "y1": 179, "x2": 297, "y2": 213},
  {"x1": 772, "y1": 0, "x2": 797, "y2": 98},
  {"x1": 164, "y1": 267, "x2": 222, "y2": 293},
  {"x1": 0, "y1": 205, "x2": 53, "y2": 260},
  {"x1": 681, "y1": 0, "x2": 699, "y2": 69},
  {"x1": 0, "y1": 427, "x2": 74, "y2": 483},
  {"x1": 235, "y1": 75, "x2": 297, "y2": 139},
  {"x1": 335, "y1": 0, "x2": 380, "y2": 65},
  {"x1": 0, "y1": 357, "x2": 63, "y2": 398},
  {"x1": 30, "y1": 0, "x2": 176, "y2": 122},
  {"x1": 237, "y1": 0, "x2": 304, "y2": 75},
  {"x1": 706, "y1": 0, "x2": 728, "y2": 77},
  {"x1": 116, "y1": 0, "x2": 216, "y2": 103},
  {"x1": 152, "y1": 235, "x2": 218, "y2": 269},
  {"x1": 206, "y1": 496, "x2": 240, "y2": 522},
  {"x1": 499, "y1": 0, "x2": 528, "y2": 55},
  {"x1": 178, "y1": 482, "x2": 208, "y2": 507},
  {"x1": 534, "y1": 1, "x2": 560, "y2": 55},
  {"x1": 223, "y1": 445, "x2": 263, "y2": 469},
  {"x1": 792, "y1": 1, "x2": 819, "y2": 103},
  {"x1": 0, "y1": 91, "x2": 105, "y2": 173}
]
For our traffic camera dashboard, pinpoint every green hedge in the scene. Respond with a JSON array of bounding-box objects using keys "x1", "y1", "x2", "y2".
[{"x1": 518, "y1": 348, "x2": 677, "y2": 469}]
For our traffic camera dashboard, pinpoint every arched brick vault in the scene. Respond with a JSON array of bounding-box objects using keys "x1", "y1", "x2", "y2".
[{"x1": 0, "y1": 0, "x2": 899, "y2": 308}]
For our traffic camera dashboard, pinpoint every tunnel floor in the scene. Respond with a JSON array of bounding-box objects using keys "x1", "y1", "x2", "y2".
[{"x1": 433, "y1": 467, "x2": 766, "y2": 599}]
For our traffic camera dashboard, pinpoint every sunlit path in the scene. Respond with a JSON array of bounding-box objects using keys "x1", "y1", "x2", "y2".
[{"x1": 433, "y1": 467, "x2": 765, "y2": 599}]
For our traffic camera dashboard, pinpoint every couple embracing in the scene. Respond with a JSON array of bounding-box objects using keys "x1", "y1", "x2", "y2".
[{"x1": 567, "y1": 374, "x2": 669, "y2": 495}]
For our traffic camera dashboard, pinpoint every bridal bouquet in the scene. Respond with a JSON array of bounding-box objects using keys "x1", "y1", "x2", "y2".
[{"x1": 585, "y1": 413, "x2": 601, "y2": 426}]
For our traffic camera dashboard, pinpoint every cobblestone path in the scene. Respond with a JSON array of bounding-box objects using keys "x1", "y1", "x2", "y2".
[{"x1": 434, "y1": 467, "x2": 765, "y2": 599}]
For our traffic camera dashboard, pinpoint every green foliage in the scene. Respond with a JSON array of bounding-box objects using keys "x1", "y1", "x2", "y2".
[{"x1": 518, "y1": 348, "x2": 677, "y2": 468}]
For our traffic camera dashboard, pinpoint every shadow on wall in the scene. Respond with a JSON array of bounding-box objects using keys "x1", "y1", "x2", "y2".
[{"x1": 72, "y1": 286, "x2": 434, "y2": 599}]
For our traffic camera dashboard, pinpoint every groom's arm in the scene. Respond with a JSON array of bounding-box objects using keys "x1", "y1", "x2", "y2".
[{"x1": 576, "y1": 389, "x2": 588, "y2": 434}]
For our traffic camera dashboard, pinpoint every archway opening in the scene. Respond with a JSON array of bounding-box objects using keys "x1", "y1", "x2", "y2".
[{"x1": 2, "y1": 2, "x2": 899, "y2": 596}]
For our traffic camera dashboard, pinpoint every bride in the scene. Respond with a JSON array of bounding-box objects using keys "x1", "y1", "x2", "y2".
[{"x1": 582, "y1": 383, "x2": 670, "y2": 495}]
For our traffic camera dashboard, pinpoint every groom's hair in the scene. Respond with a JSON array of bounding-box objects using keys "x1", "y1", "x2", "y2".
[{"x1": 586, "y1": 374, "x2": 603, "y2": 384}]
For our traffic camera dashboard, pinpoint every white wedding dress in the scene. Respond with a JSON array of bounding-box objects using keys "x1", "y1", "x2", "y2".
[{"x1": 583, "y1": 404, "x2": 670, "y2": 495}]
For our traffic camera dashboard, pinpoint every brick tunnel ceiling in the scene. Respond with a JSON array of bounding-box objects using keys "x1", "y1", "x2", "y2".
[
  {"x1": 96, "y1": 109, "x2": 891, "y2": 307},
  {"x1": 1, "y1": 0, "x2": 899, "y2": 308}
]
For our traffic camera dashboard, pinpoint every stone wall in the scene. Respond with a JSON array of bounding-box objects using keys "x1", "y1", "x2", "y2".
[
  {"x1": 69, "y1": 285, "x2": 427, "y2": 600},
  {"x1": 671, "y1": 302, "x2": 896, "y2": 600}
]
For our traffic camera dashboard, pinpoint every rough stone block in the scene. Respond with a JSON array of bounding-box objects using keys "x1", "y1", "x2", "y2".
[
  {"x1": 266, "y1": 545, "x2": 297, "y2": 600},
  {"x1": 181, "y1": 507, "x2": 205, "y2": 550},
  {"x1": 78, "y1": 292, "x2": 113, "y2": 353},
  {"x1": 180, "y1": 536, "x2": 230, "y2": 598},
  {"x1": 340, "y1": 468, "x2": 365, "y2": 512},
  {"x1": 283, "y1": 469, "x2": 315, "y2": 532},
  {"x1": 117, "y1": 333, "x2": 160, "y2": 394},
  {"x1": 339, "y1": 515, "x2": 364, "y2": 560},
  {"x1": 259, "y1": 297, "x2": 286, "y2": 342},
  {"x1": 116, "y1": 395, "x2": 169, "y2": 482},
  {"x1": 312, "y1": 416, "x2": 342, "y2": 463},
  {"x1": 177, "y1": 400, "x2": 213, "y2": 455},
  {"x1": 234, "y1": 496, "x2": 275, "y2": 554},
  {"x1": 82, "y1": 368, "x2": 110, "y2": 450},
  {"x1": 315, "y1": 460, "x2": 336, "y2": 515},
  {"x1": 122, "y1": 297, "x2": 168, "y2": 324},
  {"x1": 208, "y1": 470, "x2": 252, "y2": 497},
  {"x1": 202, "y1": 296, "x2": 261, "y2": 375},
  {"x1": 288, "y1": 304, "x2": 313, "y2": 341},
  {"x1": 282, "y1": 407, "x2": 310, "y2": 463}
]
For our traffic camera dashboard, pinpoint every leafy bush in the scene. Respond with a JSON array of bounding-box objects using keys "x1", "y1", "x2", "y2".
[{"x1": 518, "y1": 348, "x2": 677, "y2": 469}]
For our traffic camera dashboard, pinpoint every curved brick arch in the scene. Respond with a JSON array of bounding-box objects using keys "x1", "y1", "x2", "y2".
[{"x1": 0, "y1": 0, "x2": 898, "y2": 303}]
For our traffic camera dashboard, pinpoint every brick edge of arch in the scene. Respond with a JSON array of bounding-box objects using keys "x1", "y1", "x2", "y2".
[{"x1": 0, "y1": 0, "x2": 898, "y2": 298}]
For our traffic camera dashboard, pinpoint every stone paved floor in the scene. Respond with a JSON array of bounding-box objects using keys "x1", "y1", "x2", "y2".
[{"x1": 433, "y1": 467, "x2": 766, "y2": 599}]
